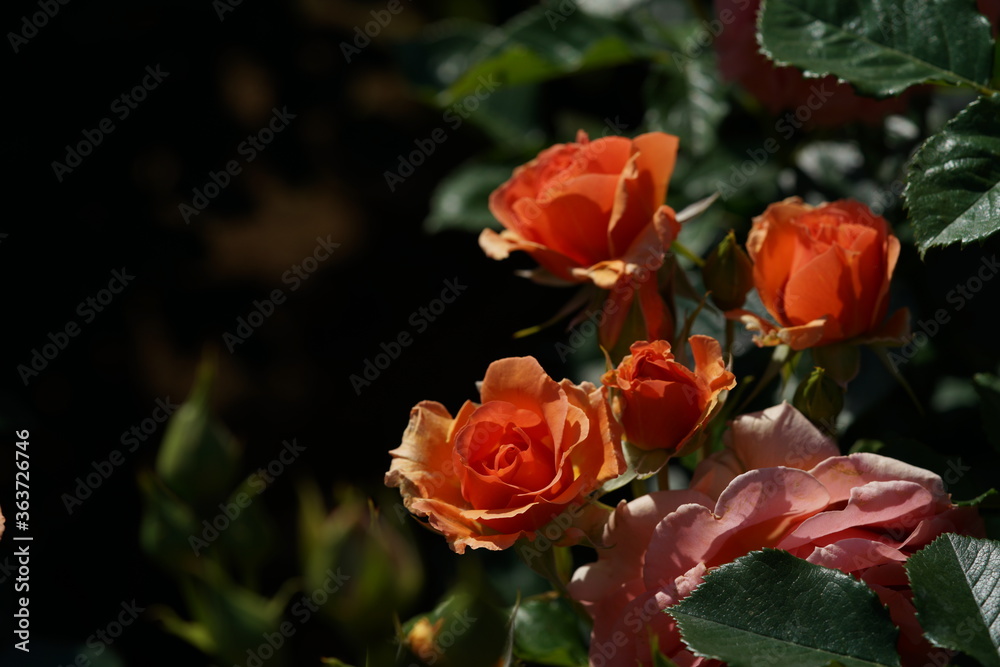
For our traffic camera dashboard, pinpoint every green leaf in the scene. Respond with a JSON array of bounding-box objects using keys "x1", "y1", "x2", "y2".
[
  {"x1": 138, "y1": 470, "x2": 200, "y2": 569},
  {"x1": 974, "y1": 373, "x2": 1000, "y2": 453},
  {"x1": 598, "y1": 440, "x2": 670, "y2": 494},
  {"x1": 395, "y1": 19, "x2": 545, "y2": 151},
  {"x1": 906, "y1": 534, "x2": 1000, "y2": 667},
  {"x1": 162, "y1": 567, "x2": 296, "y2": 666},
  {"x1": 425, "y1": 162, "x2": 511, "y2": 234},
  {"x1": 668, "y1": 549, "x2": 901, "y2": 667},
  {"x1": 644, "y1": 55, "x2": 729, "y2": 157},
  {"x1": 758, "y1": 0, "x2": 996, "y2": 97},
  {"x1": 904, "y1": 95, "x2": 1000, "y2": 255},
  {"x1": 298, "y1": 486, "x2": 421, "y2": 632},
  {"x1": 513, "y1": 595, "x2": 589, "y2": 666},
  {"x1": 441, "y1": 6, "x2": 644, "y2": 105}
]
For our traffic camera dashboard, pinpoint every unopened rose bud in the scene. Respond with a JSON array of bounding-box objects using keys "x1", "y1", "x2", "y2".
[
  {"x1": 405, "y1": 616, "x2": 444, "y2": 661},
  {"x1": 702, "y1": 230, "x2": 753, "y2": 312},
  {"x1": 793, "y1": 367, "x2": 844, "y2": 431}
]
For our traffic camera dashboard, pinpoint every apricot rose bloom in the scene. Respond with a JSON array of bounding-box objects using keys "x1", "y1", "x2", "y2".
[
  {"x1": 480, "y1": 131, "x2": 681, "y2": 347},
  {"x1": 568, "y1": 403, "x2": 983, "y2": 667},
  {"x1": 386, "y1": 356, "x2": 624, "y2": 553},
  {"x1": 729, "y1": 197, "x2": 909, "y2": 350},
  {"x1": 601, "y1": 337, "x2": 735, "y2": 453}
]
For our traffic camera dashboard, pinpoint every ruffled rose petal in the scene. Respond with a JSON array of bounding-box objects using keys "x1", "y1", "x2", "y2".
[
  {"x1": 807, "y1": 453, "x2": 949, "y2": 507},
  {"x1": 691, "y1": 402, "x2": 838, "y2": 500},
  {"x1": 781, "y1": 480, "x2": 943, "y2": 550},
  {"x1": 387, "y1": 401, "x2": 466, "y2": 508},
  {"x1": 644, "y1": 468, "x2": 830, "y2": 589}
]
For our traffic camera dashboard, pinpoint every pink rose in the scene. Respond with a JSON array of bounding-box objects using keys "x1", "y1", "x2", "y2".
[
  {"x1": 688, "y1": 401, "x2": 838, "y2": 499},
  {"x1": 568, "y1": 403, "x2": 983, "y2": 667}
]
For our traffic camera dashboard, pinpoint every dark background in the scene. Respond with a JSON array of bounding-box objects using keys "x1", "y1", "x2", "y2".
[
  {"x1": 2, "y1": 1, "x2": 588, "y2": 664},
  {"x1": 3, "y1": 0, "x2": 1000, "y2": 665}
]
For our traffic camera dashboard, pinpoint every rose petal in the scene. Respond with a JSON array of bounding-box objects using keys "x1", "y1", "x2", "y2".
[
  {"x1": 781, "y1": 480, "x2": 943, "y2": 549},
  {"x1": 691, "y1": 402, "x2": 838, "y2": 500},
  {"x1": 807, "y1": 453, "x2": 949, "y2": 506}
]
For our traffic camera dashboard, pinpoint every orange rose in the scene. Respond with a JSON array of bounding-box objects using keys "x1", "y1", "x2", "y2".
[
  {"x1": 601, "y1": 336, "x2": 735, "y2": 453},
  {"x1": 729, "y1": 197, "x2": 909, "y2": 350},
  {"x1": 386, "y1": 356, "x2": 624, "y2": 553},
  {"x1": 480, "y1": 131, "x2": 681, "y2": 348}
]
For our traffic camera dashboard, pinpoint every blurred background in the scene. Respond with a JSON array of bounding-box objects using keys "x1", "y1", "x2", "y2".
[{"x1": 3, "y1": 0, "x2": 999, "y2": 664}]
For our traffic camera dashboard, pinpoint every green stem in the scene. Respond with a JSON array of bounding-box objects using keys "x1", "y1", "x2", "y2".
[
  {"x1": 724, "y1": 319, "x2": 735, "y2": 360},
  {"x1": 656, "y1": 463, "x2": 671, "y2": 492},
  {"x1": 671, "y1": 240, "x2": 705, "y2": 268},
  {"x1": 735, "y1": 344, "x2": 791, "y2": 414}
]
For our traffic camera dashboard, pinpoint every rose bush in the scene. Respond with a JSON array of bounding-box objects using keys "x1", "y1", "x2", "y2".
[
  {"x1": 386, "y1": 356, "x2": 624, "y2": 553},
  {"x1": 728, "y1": 197, "x2": 909, "y2": 350},
  {"x1": 713, "y1": 0, "x2": 912, "y2": 126},
  {"x1": 568, "y1": 403, "x2": 983, "y2": 667},
  {"x1": 601, "y1": 336, "x2": 735, "y2": 453},
  {"x1": 480, "y1": 130, "x2": 681, "y2": 349}
]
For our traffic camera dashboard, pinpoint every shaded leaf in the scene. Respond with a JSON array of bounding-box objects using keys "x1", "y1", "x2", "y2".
[
  {"x1": 974, "y1": 372, "x2": 1000, "y2": 453},
  {"x1": 669, "y1": 549, "x2": 900, "y2": 667},
  {"x1": 442, "y1": 6, "x2": 645, "y2": 105},
  {"x1": 758, "y1": 0, "x2": 995, "y2": 97},
  {"x1": 906, "y1": 534, "x2": 1000, "y2": 667},
  {"x1": 644, "y1": 55, "x2": 729, "y2": 157},
  {"x1": 905, "y1": 95, "x2": 1000, "y2": 255},
  {"x1": 425, "y1": 162, "x2": 512, "y2": 234},
  {"x1": 513, "y1": 595, "x2": 589, "y2": 666}
]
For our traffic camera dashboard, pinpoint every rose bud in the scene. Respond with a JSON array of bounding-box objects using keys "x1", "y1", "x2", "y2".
[
  {"x1": 792, "y1": 367, "x2": 844, "y2": 432},
  {"x1": 601, "y1": 336, "x2": 736, "y2": 453},
  {"x1": 702, "y1": 229, "x2": 753, "y2": 311}
]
